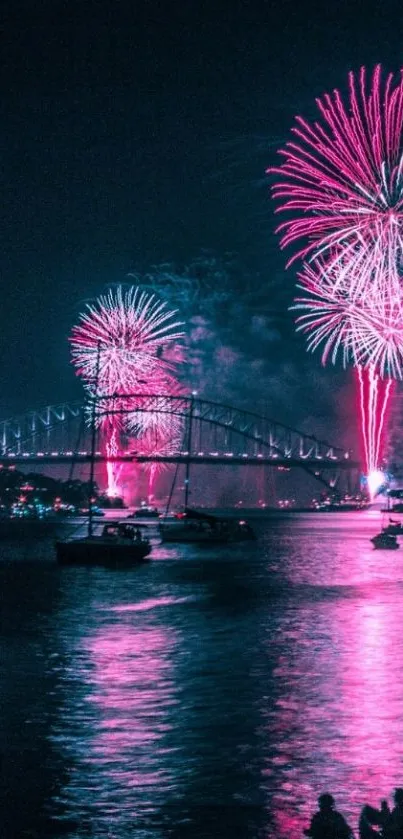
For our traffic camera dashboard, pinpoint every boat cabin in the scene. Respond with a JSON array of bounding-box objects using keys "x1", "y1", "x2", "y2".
[{"x1": 102, "y1": 522, "x2": 146, "y2": 541}]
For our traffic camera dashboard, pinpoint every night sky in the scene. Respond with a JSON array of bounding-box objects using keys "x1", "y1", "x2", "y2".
[{"x1": 2, "y1": 0, "x2": 401, "y2": 431}]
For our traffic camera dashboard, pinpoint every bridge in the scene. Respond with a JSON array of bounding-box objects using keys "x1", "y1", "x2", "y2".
[{"x1": 0, "y1": 394, "x2": 359, "y2": 489}]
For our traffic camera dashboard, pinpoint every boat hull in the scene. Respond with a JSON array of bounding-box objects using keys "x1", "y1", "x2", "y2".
[
  {"x1": 55, "y1": 538, "x2": 151, "y2": 566},
  {"x1": 371, "y1": 537, "x2": 399, "y2": 550}
]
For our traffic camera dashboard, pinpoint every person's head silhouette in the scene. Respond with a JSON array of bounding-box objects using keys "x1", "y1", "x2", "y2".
[
  {"x1": 318, "y1": 793, "x2": 335, "y2": 811},
  {"x1": 394, "y1": 788, "x2": 403, "y2": 806}
]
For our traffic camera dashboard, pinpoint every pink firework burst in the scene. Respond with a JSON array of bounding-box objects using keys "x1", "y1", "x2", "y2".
[
  {"x1": 70, "y1": 286, "x2": 184, "y2": 405},
  {"x1": 270, "y1": 65, "x2": 403, "y2": 268},
  {"x1": 294, "y1": 257, "x2": 403, "y2": 378}
]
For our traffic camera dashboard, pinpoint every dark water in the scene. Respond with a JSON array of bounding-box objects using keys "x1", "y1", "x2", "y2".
[{"x1": 2, "y1": 512, "x2": 403, "y2": 838}]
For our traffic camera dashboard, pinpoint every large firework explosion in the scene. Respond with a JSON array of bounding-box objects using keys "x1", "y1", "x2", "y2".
[
  {"x1": 71, "y1": 287, "x2": 184, "y2": 399},
  {"x1": 270, "y1": 65, "x2": 403, "y2": 273},
  {"x1": 270, "y1": 65, "x2": 403, "y2": 489},
  {"x1": 70, "y1": 286, "x2": 185, "y2": 498}
]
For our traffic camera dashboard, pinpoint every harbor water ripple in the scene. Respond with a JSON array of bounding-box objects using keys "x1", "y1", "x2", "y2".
[{"x1": 2, "y1": 511, "x2": 403, "y2": 837}]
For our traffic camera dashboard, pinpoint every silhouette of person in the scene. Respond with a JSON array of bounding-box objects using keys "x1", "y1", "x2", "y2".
[
  {"x1": 382, "y1": 788, "x2": 403, "y2": 838},
  {"x1": 304, "y1": 793, "x2": 354, "y2": 838},
  {"x1": 359, "y1": 802, "x2": 387, "y2": 838}
]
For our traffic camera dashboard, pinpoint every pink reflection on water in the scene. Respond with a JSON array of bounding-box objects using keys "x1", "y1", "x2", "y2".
[
  {"x1": 54, "y1": 610, "x2": 182, "y2": 834},
  {"x1": 86, "y1": 621, "x2": 178, "y2": 757},
  {"x1": 264, "y1": 582, "x2": 403, "y2": 836},
  {"x1": 108, "y1": 595, "x2": 197, "y2": 614},
  {"x1": 336, "y1": 589, "x2": 403, "y2": 807}
]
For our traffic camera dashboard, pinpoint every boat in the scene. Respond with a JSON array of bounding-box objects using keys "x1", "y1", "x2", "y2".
[
  {"x1": 159, "y1": 507, "x2": 256, "y2": 544},
  {"x1": 383, "y1": 518, "x2": 403, "y2": 535},
  {"x1": 370, "y1": 530, "x2": 400, "y2": 550},
  {"x1": 55, "y1": 343, "x2": 152, "y2": 567},
  {"x1": 56, "y1": 521, "x2": 151, "y2": 566},
  {"x1": 130, "y1": 505, "x2": 160, "y2": 518},
  {"x1": 158, "y1": 392, "x2": 255, "y2": 545}
]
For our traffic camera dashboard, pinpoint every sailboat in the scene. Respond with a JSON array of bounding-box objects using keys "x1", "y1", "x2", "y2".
[
  {"x1": 159, "y1": 507, "x2": 256, "y2": 544},
  {"x1": 159, "y1": 393, "x2": 256, "y2": 545},
  {"x1": 370, "y1": 530, "x2": 399, "y2": 550},
  {"x1": 55, "y1": 345, "x2": 152, "y2": 566}
]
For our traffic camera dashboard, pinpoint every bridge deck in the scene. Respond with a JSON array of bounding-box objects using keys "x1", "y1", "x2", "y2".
[{"x1": 0, "y1": 453, "x2": 360, "y2": 469}]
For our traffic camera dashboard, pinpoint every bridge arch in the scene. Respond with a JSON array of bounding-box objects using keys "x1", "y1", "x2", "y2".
[{"x1": 0, "y1": 395, "x2": 358, "y2": 489}]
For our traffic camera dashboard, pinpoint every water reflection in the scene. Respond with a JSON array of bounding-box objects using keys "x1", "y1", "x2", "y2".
[
  {"x1": 337, "y1": 589, "x2": 403, "y2": 803},
  {"x1": 258, "y1": 518, "x2": 403, "y2": 836},
  {"x1": 0, "y1": 560, "x2": 74, "y2": 838},
  {"x1": 51, "y1": 594, "x2": 182, "y2": 837},
  {"x1": 3, "y1": 515, "x2": 403, "y2": 837}
]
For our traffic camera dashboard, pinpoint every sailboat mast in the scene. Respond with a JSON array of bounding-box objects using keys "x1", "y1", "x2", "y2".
[
  {"x1": 88, "y1": 342, "x2": 101, "y2": 538},
  {"x1": 184, "y1": 391, "x2": 196, "y2": 508}
]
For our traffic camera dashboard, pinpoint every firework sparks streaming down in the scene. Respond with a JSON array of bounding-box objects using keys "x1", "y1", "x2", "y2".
[
  {"x1": 270, "y1": 65, "x2": 403, "y2": 271},
  {"x1": 126, "y1": 388, "x2": 186, "y2": 501},
  {"x1": 356, "y1": 365, "x2": 394, "y2": 496},
  {"x1": 136, "y1": 427, "x2": 183, "y2": 502},
  {"x1": 105, "y1": 427, "x2": 122, "y2": 499},
  {"x1": 70, "y1": 286, "x2": 185, "y2": 498}
]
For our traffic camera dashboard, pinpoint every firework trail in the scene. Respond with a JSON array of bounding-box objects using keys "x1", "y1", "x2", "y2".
[
  {"x1": 356, "y1": 365, "x2": 394, "y2": 486},
  {"x1": 125, "y1": 384, "x2": 186, "y2": 501},
  {"x1": 105, "y1": 427, "x2": 122, "y2": 499},
  {"x1": 270, "y1": 65, "x2": 403, "y2": 489},
  {"x1": 71, "y1": 286, "x2": 184, "y2": 498},
  {"x1": 137, "y1": 427, "x2": 183, "y2": 502}
]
